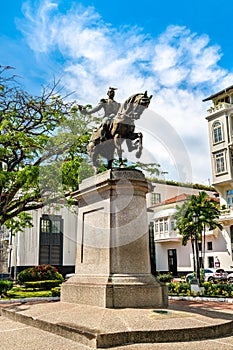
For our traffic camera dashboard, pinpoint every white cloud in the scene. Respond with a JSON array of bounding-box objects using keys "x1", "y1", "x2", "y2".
[{"x1": 18, "y1": 1, "x2": 233, "y2": 185}]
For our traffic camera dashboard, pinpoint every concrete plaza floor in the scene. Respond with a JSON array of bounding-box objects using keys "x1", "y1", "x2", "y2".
[{"x1": 1, "y1": 298, "x2": 233, "y2": 349}]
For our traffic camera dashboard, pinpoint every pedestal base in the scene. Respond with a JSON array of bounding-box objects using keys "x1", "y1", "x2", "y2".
[
  {"x1": 61, "y1": 169, "x2": 168, "y2": 309},
  {"x1": 61, "y1": 273, "x2": 168, "y2": 308}
]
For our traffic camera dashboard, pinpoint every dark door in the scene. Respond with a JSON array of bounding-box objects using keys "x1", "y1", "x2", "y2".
[
  {"x1": 167, "y1": 249, "x2": 177, "y2": 276},
  {"x1": 39, "y1": 215, "x2": 63, "y2": 265},
  {"x1": 149, "y1": 223, "x2": 156, "y2": 276}
]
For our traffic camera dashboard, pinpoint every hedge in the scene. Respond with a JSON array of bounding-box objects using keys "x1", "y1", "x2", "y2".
[
  {"x1": 23, "y1": 280, "x2": 62, "y2": 290},
  {"x1": 0, "y1": 280, "x2": 13, "y2": 296},
  {"x1": 51, "y1": 286, "x2": 61, "y2": 297},
  {"x1": 17, "y1": 265, "x2": 64, "y2": 284}
]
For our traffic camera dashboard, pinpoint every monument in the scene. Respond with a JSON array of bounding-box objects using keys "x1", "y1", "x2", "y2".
[
  {"x1": 61, "y1": 89, "x2": 168, "y2": 308},
  {"x1": 2, "y1": 89, "x2": 229, "y2": 349},
  {"x1": 61, "y1": 168, "x2": 167, "y2": 308}
]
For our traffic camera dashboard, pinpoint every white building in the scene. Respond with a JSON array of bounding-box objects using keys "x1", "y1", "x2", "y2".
[
  {"x1": 150, "y1": 192, "x2": 233, "y2": 276},
  {"x1": 9, "y1": 205, "x2": 78, "y2": 276},
  {"x1": 147, "y1": 182, "x2": 233, "y2": 276},
  {"x1": 204, "y1": 85, "x2": 233, "y2": 270}
]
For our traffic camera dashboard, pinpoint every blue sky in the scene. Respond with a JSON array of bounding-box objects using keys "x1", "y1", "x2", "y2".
[{"x1": 1, "y1": 0, "x2": 233, "y2": 185}]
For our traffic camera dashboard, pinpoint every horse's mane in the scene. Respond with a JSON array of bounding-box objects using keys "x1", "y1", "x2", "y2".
[{"x1": 118, "y1": 93, "x2": 145, "y2": 117}]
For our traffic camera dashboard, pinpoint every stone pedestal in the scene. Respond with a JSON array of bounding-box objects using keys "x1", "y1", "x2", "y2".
[{"x1": 61, "y1": 169, "x2": 167, "y2": 308}]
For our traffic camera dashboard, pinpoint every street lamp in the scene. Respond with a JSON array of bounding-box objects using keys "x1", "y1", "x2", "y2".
[
  {"x1": 192, "y1": 212, "x2": 198, "y2": 224},
  {"x1": 192, "y1": 212, "x2": 200, "y2": 284}
]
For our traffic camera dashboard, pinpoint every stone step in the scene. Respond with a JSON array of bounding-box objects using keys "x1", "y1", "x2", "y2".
[{"x1": 2, "y1": 301, "x2": 233, "y2": 348}]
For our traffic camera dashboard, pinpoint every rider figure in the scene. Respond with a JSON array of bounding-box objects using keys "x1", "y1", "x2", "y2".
[{"x1": 80, "y1": 87, "x2": 120, "y2": 141}]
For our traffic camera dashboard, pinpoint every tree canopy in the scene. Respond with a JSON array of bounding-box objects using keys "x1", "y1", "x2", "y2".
[
  {"x1": 0, "y1": 67, "x2": 94, "y2": 231},
  {"x1": 174, "y1": 191, "x2": 222, "y2": 282}
]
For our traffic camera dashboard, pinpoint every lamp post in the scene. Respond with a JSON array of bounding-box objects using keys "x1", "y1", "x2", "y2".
[{"x1": 192, "y1": 212, "x2": 200, "y2": 284}]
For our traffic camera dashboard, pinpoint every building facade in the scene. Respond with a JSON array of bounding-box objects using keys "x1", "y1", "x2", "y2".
[
  {"x1": 8, "y1": 205, "x2": 78, "y2": 276},
  {"x1": 150, "y1": 193, "x2": 233, "y2": 276},
  {"x1": 204, "y1": 85, "x2": 233, "y2": 270},
  {"x1": 147, "y1": 183, "x2": 226, "y2": 276}
]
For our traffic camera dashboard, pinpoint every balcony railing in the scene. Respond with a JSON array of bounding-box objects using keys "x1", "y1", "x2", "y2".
[
  {"x1": 220, "y1": 208, "x2": 233, "y2": 217},
  {"x1": 154, "y1": 230, "x2": 181, "y2": 242},
  {"x1": 207, "y1": 102, "x2": 233, "y2": 115},
  {"x1": 218, "y1": 208, "x2": 233, "y2": 225}
]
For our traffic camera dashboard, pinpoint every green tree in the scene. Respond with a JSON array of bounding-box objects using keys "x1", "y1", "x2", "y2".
[
  {"x1": 175, "y1": 191, "x2": 222, "y2": 283},
  {"x1": 0, "y1": 67, "x2": 93, "y2": 232}
]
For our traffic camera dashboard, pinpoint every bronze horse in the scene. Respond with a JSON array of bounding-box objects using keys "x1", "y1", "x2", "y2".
[{"x1": 87, "y1": 91, "x2": 152, "y2": 173}]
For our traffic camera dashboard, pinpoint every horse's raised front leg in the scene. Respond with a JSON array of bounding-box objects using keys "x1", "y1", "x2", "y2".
[{"x1": 126, "y1": 132, "x2": 143, "y2": 158}]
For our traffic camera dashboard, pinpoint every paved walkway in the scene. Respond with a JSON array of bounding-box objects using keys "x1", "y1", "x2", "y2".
[{"x1": 1, "y1": 298, "x2": 233, "y2": 349}]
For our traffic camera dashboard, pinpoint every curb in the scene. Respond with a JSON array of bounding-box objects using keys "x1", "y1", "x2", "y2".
[
  {"x1": 0, "y1": 297, "x2": 60, "y2": 304},
  {"x1": 169, "y1": 295, "x2": 233, "y2": 303},
  {"x1": 1, "y1": 295, "x2": 232, "y2": 305}
]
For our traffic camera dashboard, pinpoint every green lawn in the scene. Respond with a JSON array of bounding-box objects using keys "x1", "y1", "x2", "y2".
[{"x1": 3, "y1": 286, "x2": 53, "y2": 299}]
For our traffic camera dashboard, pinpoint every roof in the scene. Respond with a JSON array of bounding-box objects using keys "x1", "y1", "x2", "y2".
[
  {"x1": 203, "y1": 85, "x2": 233, "y2": 102},
  {"x1": 151, "y1": 193, "x2": 189, "y2": 208},
  {"x1": 150, "y1": 192, "x2": 219, "y2": 209}
]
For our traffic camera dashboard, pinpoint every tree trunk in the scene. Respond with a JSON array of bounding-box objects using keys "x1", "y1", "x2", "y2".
[
  {"x1": 191, "y1": 236, "x2": 196, "y2": 272},
  {"x1": 203, "y1": 225, "x2": 206, "y2": 270},
  {"x1": 194, "y1": 231, "x2": 200, "y2": 284}
]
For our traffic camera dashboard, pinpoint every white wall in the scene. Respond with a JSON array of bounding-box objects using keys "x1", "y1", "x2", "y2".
[{"x1": 12, "y1": 205, "x2": 78, "y2": 268}]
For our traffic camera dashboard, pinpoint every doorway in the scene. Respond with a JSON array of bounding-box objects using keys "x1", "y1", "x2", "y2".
[{"x1": 167, "y1": 249, "x2": 177, "y2": 276}]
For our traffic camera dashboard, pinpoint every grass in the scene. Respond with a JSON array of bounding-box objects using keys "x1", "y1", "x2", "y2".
[{"x1": 2, "y1": 285, "x2": 53, "y2": 299}]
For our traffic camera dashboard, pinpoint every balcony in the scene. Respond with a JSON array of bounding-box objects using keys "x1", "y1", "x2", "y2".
[
  {"x1": 207, "y1": 102, "x2": 233, "y2": 116},
  {"x1": 154, "y1": 230, "x2": 181, "y2": 243},
  {"x1": 219, "y1": 208, "x2": 233, "y2": 224}
]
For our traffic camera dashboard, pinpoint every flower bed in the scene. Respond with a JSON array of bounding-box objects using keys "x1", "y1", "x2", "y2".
[{"x1": 167, "y1": 281, "x2": 233, "y2": 298}]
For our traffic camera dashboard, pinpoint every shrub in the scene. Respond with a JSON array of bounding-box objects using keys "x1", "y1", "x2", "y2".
[
  {"x1": 0, "y1": 280, "x2": 13, "y2": 297},
  {"x1": 23, "y1": 280, "x2": 62, "y2": 290},
  {"x1": 202, "y1": 282, "x2": 233, "y2": 298},
  {"x1": 157, "y1": 273, "x2": 173, "y2": 283},
  {"x1": 167, "y1": 282, "x2": 191, "y2": 296},
  {"x1": 17, "y1": 265, "x2": 64, "y2": 284},
  {"x1": 51, "y1": 286, "x2": 61, "y2": 297},
  {"x1": 167, "y1": 281, "x2": 233, "y2": 298}
]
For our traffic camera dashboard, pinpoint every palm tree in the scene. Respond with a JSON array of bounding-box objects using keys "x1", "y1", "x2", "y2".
[
  {"x1": 175, "y1": 191, "x2": 222, "y2": 284},
  {"x1": 175, "y1": 201, "x2": 197, "y2": 273}
]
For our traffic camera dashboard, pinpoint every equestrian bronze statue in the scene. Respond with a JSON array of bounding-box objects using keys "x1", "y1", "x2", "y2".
[{"x1": 79, "y1": 89, "x2": 152, "y2": 173}]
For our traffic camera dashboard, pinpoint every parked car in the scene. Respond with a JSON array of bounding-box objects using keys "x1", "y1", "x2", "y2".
[
  {"x1": 186, "y1": 268, "x2": 228, "y2": 283},
  {"x1": 0, "y1": 273, "x2": 12, "y2": 280},
  {"x1": 227, "y1": 272, "x2": 233, "y2": 282}
]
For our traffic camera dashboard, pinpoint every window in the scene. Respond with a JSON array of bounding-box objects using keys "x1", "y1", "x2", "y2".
[
  {"x1": 159, "y1": 220, "x2": 164, "y2": 232},
  {"x1": 39, "y1": 215, "x2": 63, "y2": 265},
  {"x1": 207, "y1": 242, "x2": 213, "y2": 250},
  {"x1": 215, "y1": 152, "x2": 226, "y2": 174},
  {"x1": 212, "y1": 121, "x2": 223, "y2": 144},
  {"x1": 170, "y1": 220, "x2": 176, "y2": 231},
  {"x1": 208, "y1": 256, "x2": 214, "y2": 268},
  {"x1": 151, "y1": 193, "x2": 161, "y2": 205},
  {"x1": 154, "y1": 218, "x2": 169, "y2": 234},
  {"x1": 227, "y1": 190, "x2": 233, "y2": 207}
]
